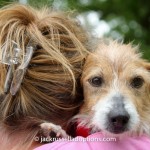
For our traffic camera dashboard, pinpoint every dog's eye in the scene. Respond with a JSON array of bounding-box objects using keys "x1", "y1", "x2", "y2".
[
  {"x1": 130, "y1": 76, "x2": 144, "y2": 88},
  {"x1": 89, "y1": 77, "x2": 103, "y2": 87}
]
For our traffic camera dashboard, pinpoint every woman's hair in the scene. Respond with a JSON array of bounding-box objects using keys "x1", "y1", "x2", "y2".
[{"x1": 0, "y1": 4, "x2": 88, "y2": 148}]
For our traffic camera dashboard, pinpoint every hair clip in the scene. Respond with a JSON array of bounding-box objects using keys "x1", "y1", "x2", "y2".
[
  {"x1": 4, "y1": 65, "x2": 13, "y2": 93},
  {"x1": 1, "y1": 40, "x2": 34, "y2": 95},
  {"x1": 1, "y1": 41, "x2": 21, "y2": 93},
  {"x1": 10, "y1": 45, "x2": 34, "y2": 95},
  {"x1": 1, "y1": 40, "x2": 21, "y2": 65}
]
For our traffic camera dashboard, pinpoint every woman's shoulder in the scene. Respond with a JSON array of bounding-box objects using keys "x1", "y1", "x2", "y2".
[{"x1": 34, "y1": 132, "x2": 150, "y2": 150}]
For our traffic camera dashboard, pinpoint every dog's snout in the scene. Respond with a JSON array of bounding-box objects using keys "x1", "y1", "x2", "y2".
[
  {"x1": 110, "y1": 113, "x2": 129, "y2": 127},
  {"x1": 108, "y1": 110, "x2": 130, "y2": 134},
  {"x1": 107, "y1": 94, "x2": 130, "y2": 134}
]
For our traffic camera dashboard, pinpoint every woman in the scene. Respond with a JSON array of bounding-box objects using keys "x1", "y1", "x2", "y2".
[{"x1": 0, "y1": 4, "x2": 89, "y2": 150}]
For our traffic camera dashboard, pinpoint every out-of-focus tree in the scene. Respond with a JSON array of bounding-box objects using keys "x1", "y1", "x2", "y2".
[
  {"x1": 28, "y1": 0, "x2": 53, "y2": 8},
  {"x1": 65, "y1": 0, "x2": 150, "y2": 59},
  {"x1": 0, "y1": 0, "x2": 14, "y2": 6},
  {"x1": 0, "y1": 0, "x2": 149, "y2": 59}
]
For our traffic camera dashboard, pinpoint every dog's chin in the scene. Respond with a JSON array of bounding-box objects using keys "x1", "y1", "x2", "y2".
[
  {"x1": 106, "y1": 127, "x2": 129, "y2": 134},
  {"x1": 92, "y1": 125, "x2": 132, "y2": 138},
  {"x1": 101, "y1": 129, "x2": 130, "y2": 139}
]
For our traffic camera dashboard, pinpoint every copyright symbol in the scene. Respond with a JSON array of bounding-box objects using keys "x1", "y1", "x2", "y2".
[{"x1": 34, "y1": 136, "x2": 39, "y2": 142}]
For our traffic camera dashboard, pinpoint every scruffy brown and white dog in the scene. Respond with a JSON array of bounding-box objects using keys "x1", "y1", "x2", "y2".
[{"x1": 79, "y1": 40, "x2": 150, "y2": 136}]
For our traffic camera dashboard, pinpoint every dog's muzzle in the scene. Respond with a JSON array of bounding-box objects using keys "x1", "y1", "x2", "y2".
[{"x1": 107, "y1": 95, "x2": 130, "y2": 134}]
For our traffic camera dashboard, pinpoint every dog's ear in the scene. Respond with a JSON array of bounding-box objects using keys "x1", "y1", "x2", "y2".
[{"x1": 142, "y1": 61, "x2": 150, "y2": 71}]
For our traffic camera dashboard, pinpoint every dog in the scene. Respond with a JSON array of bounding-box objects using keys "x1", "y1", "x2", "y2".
[{"x1": 78, "y1": 40, "x2": 150, "y2": 137}]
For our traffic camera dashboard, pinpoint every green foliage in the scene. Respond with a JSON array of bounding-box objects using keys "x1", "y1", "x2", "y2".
[
  {"x1": 0, "y1": 0, "x2": 15, "y2": 6},
  {"x1": 28, "y1": 0, "x2": 53, "y2": 8},
  {"x1": 66, "y1": 0, "x2": 150, "y2": 60},
  {"x1": 0, "y1": 0, "x2": 150, "y2": 59}
]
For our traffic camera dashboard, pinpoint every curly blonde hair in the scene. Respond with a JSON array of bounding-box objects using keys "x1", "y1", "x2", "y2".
[{"x1": 0, "y1": 4, "x2": 88, "y2": 149}]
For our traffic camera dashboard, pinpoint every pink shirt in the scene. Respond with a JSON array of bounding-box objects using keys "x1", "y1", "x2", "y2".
[{"x1": 34, "y1": 132, "x2": 150, "y2": 150}]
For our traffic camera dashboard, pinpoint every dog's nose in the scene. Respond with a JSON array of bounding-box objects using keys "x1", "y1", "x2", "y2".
[
  {"x1": 110, "y1": 114, "x2": 129, "y2": 127},
  {"x1": 108, "y1": 111, "x2": 130, "y2": 133}
]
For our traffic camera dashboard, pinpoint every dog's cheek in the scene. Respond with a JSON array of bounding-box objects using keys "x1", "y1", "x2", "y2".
[
  {"x1": 146, "y1": 85, "x2": 150, "y2": 112},
  {"x1": 142, "y1": 62, "x2": 150, "y2": 70},
  {"x1": 141, "y1": 61, "x2": 150, "y2": 100}
]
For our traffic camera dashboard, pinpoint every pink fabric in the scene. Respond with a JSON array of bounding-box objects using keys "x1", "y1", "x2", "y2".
[{"x1": 34, "y1": 132, "x2": 150, "y2": 150}]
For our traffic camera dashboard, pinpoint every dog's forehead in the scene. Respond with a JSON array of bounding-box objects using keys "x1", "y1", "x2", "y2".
[
  {"x1": 90, "y1": 42, "x2": 142, "y2": 70},
  {"x1": 95, "y1": 42, "x2": 140, "y2": 62},
  {"x1": 83, "y1": 41, "x2": 150, "y2": 82}
]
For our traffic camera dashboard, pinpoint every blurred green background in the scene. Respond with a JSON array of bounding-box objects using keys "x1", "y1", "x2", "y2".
[{"x1": 1, "y1": 0, "x2": 150, "y2": 60}]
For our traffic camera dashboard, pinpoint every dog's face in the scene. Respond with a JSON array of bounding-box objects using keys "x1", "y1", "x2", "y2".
[{"x1": 80, "y1": 41, "x2": 150, "y2": 135}]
